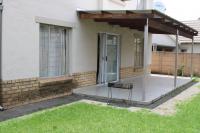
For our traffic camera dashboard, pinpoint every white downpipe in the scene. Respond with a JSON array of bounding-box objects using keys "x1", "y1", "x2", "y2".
[
  {"x1": 139, "y1": 0, "x2": 147, "y2": 9},
  {"x1": 98, "y1": 0, "x2": 103, "y2": 10}
]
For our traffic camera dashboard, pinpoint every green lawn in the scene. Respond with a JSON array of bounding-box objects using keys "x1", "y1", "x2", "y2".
[
  {"x1": 0, "y1": 94, "x2": 200, "y2": 133},
  {"x1": 192, "y1": 77, "x2": 200, "y2": 82}
]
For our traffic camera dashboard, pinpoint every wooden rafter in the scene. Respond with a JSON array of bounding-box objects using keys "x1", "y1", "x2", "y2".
[{"x1": 78, "y1": 10, "x2": 198, "y2": 38}]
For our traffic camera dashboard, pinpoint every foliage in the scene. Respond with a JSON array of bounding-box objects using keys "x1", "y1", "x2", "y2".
[{"x1": 177, "y1": 65, "x2": 185, "y2": 76}]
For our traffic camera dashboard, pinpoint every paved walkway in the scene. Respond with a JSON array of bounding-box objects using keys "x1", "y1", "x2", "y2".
[
  {"x1": 0, "y1": 95, "x2": 82, "y2": 122},
  {"x1": 152, "y1": 82, "x2": 200, "y2": 115},
  {"x1": 0, "y1": 94, "x2": 131, "y2": 122},
  {"x1": 0, "y1": 82, "x2": 199, "y2": 122}
]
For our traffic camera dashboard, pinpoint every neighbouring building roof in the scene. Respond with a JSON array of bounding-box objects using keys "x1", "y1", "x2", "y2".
[
  {"x1": 152, "y1": 34, "x2": 176, "y2": 47},
  {"x1": 178, "y1": 20, "x2": 200, "y2": 43},
  {"x1": 154, "y1": 20, "x2": 200, "y2": 47}
]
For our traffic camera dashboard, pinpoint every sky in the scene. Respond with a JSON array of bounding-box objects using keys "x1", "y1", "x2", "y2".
[{"x1": 155, "y1": 0, "x2": 200, "y2": 21}]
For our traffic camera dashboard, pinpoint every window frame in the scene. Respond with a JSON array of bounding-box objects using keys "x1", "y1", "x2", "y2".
[
  {"x1": 134, "y1": 36, "x2": 144, "y2": 68},
  {"x1": 39, "y1": 23, "x2": 70, "y2": 78}
]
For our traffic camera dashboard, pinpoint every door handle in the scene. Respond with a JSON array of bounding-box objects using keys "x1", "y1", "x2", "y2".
[{"x1": 102, "y1": 56, "x2": 108, "y2": 61}]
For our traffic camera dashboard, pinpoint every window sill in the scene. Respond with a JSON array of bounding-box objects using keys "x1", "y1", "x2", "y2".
[{"x1": 39, "y1": 76, "x2": 73, "y2": 87}]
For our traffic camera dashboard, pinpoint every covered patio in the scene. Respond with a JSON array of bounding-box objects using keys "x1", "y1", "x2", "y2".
[
  {"x1": 73, "y1": 74, "x2": 191, "y2": 103},
  {"x1": 75, "y1": 10, "x2": 198, "y2": 104}
]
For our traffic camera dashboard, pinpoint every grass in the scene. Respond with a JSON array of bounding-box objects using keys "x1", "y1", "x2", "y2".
[
  {"x1": 192, "y1": 77, "x2": 200, "y2": 89},
  {"x1": 0, "y1": 95, "x2": 200, "y2": 132},
  {"x1": 192, "y1": 77, "x2": 200, "y2": 82}
]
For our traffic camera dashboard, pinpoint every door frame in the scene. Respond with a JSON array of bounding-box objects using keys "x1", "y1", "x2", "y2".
[{"x1": 97, "y1": 32, "x2": 121, "y2": 84}]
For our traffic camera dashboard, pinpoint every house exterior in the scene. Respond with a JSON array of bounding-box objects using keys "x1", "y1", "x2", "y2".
[
  {"x1": 0, "y1": 0, "x2": 154, "y2": 108},
  {"x1": 152, "y1": 34, "x2": 176, "y2": 52},
  {"x1": 179, "y1": 20, "x2": 200, "y2": 53},
  {"x1": 0, "y1": 0, "x2": 197, "y2": 109}
]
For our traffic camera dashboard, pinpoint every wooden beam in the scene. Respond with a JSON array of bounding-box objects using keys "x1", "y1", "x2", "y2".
[
  {"x1": 95, "y1": 18, "x2": 145, "y2": 23},
  {"x1": 126, "y1": 10, "x2": 134, "y2": 14},
  {"x1": 78, "y1": 10, "x2": 198, "y2": 35},
  {"x1": 149, "y1": 20, "x2": 176, "y2": 34},
  {"x1": 78, "y1": 10, "x2": 197, "y2": 38},
  {"x1": 108, "y1": 21, "x2": 145, "y2": 25},
  {"x1": 101, "y1": 11, "x2": 112, "y2": 14},
  {"x1": 163, "y1": 20, "x2": 195, "y2": 36},
  {"x1": 79, "y1": 12, "x2": 153, "y2": 19},
  {"x1": 152, "y1": 10, "x2": 198, "y2": 34},
  {"x1": 149, "y1": 20, "x2": 193, "y2": 39}
]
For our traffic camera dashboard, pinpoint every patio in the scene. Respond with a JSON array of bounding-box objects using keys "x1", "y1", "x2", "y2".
[{"x1": 73, "y1": 74, "x2": 192, "y2": 104}]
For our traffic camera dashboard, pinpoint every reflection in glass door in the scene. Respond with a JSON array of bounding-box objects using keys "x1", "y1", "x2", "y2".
[
  {"x1": 106, "y1": 34, "x2": 118, "y2": 82},
  {"x1": 97, "y1": 33, "x2": 120, "y2": 84}
]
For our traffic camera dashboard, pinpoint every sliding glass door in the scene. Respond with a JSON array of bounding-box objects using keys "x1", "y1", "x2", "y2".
[{"x1": 98, "y1": 33, "x2": 120, "y2": 84}]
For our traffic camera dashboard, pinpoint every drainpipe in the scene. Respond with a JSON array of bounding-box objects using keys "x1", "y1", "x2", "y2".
[
  {"x1": 0, "y1": 0, "x2": 3, "y2": 80},
  {"x1": 0, "y1": 0, "x2": 4, "y2": 111},
  {"x1": 98, "y1": 0, "x2": 103, "y2": 10}
]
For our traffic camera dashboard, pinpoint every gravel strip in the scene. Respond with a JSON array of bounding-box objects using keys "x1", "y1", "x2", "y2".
[{"x1": 152, "y1": 82, "x2": 200, "y2": 115}]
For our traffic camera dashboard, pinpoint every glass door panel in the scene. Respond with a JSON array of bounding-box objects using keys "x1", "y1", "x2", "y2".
[
  {"x1": 97, "y1": 33, "x2": 120, "y2": 84},
  {"x1": 106, "y1": 35, "x2": 118, "y2": 82}
]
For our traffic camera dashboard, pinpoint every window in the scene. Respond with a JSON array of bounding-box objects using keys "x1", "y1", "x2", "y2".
[
  {"x1": 134, "y1": 37, "x2": 144, "y2": 68},
  {"x1": 39, "y1": 24, "x2": 69, "y2": 78}
]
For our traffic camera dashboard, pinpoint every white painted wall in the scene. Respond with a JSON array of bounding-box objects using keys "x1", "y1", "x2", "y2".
[
  {"x1": 2, "y1": 0, "x2": 99, "y2": 80},
  {"x1": 181, "y1": 44, "x2": 200, "y2": 53},
  {"x1": 100, "y1": 0, "x2": 153, "y2": 10},
  {"x1": 101, "y1": 0, "x2": 137, "y2": 10},
  {"x1": 145, "y1": 0, "x2": 154, "y2": 9},
  {"x1": 1, "y1": 0, "x2": 153, "y2": 80},
  {"x1": 137, "y1": 0, "x2": 154, "y2": 10}
]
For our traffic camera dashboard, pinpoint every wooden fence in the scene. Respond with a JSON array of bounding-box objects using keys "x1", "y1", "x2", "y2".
[{"x1": 151, "y1": 52, "x2": 200, "y2": 76}]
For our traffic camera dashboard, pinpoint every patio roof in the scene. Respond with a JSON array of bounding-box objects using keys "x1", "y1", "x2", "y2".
[{"x1": 77, "y1": 10, "x2": 198, "y2": 39}]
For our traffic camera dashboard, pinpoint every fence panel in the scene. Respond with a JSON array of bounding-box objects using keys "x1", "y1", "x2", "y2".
[{"x1": 151, "y1": 52, "x2": 200, "y2": 76}]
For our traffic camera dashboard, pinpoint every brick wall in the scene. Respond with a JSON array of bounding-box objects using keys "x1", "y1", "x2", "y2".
[
  {"x1": 73, "y1": 71, "x2": 97, "y2": 87},
  {"x1": 0, "y1": 71, "x2": 97, "y2": 108},
  {"x1": 72, "y1": 67, "x2": 148, "y2": 87},
  {"x1": 151, "y1": 52, "x2": 198, "y2": 76},
  {"x1": 0, "y1": 78, "x2": 73, "y2": 108},
  {"x1": 120, "y1": 67, "x2": 143, "y2": 79},
  {"x1": 120, "y1": 66, "x2": 151, "y2": 79}
]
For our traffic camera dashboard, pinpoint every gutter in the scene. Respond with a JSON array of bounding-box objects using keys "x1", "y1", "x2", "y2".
[
  {"x1": 0, "y1": 0, "x2": 4, "y2": 111},
  {"x1": 0, "y1": 0, "x2": 3, "y2": 80}
]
